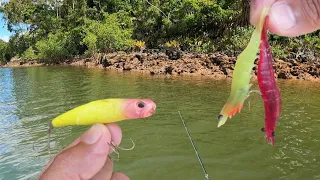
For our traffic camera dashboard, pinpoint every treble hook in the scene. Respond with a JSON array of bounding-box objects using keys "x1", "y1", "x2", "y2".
[
  {"x1": 116, "y1": 138, "x2": 135, "y2": 151},
  {"x1": 107, "y1": 138, "x2": 135, "y2": 162},
  {"x1": 108, "y1": 142, "x2": 120, "y2": 162}
]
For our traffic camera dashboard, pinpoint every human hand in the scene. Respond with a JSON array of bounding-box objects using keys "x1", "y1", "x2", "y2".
[
  {"x1": 37, "y1": 123, "x2": 129, "y2": 180},
  {"x1": 250, "y1": 0, "x2": 320, "y2": 36}
]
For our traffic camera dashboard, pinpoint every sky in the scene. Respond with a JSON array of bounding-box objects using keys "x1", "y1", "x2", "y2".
[
  {"x1": 0, "y1": 0, "x2": 12, "y2": 42},
  {"x1": 0, "y1": 13, "x2": 12, "y2": 42}
]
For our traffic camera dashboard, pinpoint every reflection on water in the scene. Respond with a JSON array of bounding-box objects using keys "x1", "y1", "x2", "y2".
[{"x1": 0, "y1": 66, "x2": 320, "y2": 179}]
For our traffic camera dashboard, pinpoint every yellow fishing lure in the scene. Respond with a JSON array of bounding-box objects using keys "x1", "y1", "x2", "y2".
[
  {"x1": 50, "y1": 98, "x2": 156, "y2": 128},
  {"x1": 35, "y1": 98, "x2": 156, "y2": 151}
]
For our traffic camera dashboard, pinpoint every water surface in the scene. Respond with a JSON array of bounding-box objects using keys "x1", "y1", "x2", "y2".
[{"x1": 0, "y1": 66, "x2": 320, "y2": 180}]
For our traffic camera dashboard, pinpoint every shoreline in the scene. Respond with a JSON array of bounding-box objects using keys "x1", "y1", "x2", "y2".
[{"x1": 1, "y1": 51, "x2": 320, "y2": 82}]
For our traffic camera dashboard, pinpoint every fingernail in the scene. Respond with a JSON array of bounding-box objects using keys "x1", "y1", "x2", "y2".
[
  {"x1": 271, "y1": 2, "x2": 296, "y2": 30},
  {"x1": 80, "y1": 124, "x2": 102, "y2": 145}
]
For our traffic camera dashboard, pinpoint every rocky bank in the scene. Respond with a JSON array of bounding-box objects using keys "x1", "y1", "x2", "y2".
[{"x1": 2, "y1": 51, "x2": 320, "y2": 81}]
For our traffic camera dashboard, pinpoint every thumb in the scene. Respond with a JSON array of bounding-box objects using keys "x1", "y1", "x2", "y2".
[
  {"x1": 39, "y1": 124, "x2": 112, "y2": 180},
  {"x1": 250, "y1": 0, "x2": 320, "y2": 37}
]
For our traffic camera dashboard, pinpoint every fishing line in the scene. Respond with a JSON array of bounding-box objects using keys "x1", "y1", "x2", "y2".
[
  {"x1": 247, "y1": 90, "x2": 262, "y2": 111},
  {"x1": 178, "y1": 111, "x2": 210, "y2": 180}
]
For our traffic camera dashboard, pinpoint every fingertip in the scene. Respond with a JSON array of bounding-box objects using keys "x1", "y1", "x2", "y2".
[
  {"x1": 94, "y1": 123, "x2": 113, "y2": 155},
  {"x1": 80, "y1": 123, "x2": 111, "y2": 145},
  {"x1": 111, "y1": 172, "x2": 130, "y2": 180},
  {"x1": 95, "y1": 123, "x2": 113, "y2": 140},
  {"x1": 63, "y1": 123, "x2": 111, "y2": 151}
]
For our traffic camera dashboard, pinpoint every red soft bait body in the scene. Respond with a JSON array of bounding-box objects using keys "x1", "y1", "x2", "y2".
[{"x1": 257, "y1": 16, "x2": 282, "y2": 145}]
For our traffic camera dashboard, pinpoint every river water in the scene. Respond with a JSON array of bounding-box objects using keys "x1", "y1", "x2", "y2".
[{"x1": 0, "y1": 66, "x2": 320, "y2": 180}]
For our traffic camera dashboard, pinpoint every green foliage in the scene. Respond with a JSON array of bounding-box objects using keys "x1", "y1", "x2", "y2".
[
  {"x1": 298, "y1": 33, "x2": 320, "y2": 61},
  {"x1": 65, "y1": 27, "x2": 87, "y2": 55},
  {"x1": 270, "y1": 44, "x2": 288, "y2": 59},
  {"x1": 0, "y1": 0, "x2": 319, "y2": 63},
  {"x1": 178, "y1": 38, "x2": 214, "y2": 53},
  {"x1": 7, "y1": 34, "x2": 34, "y2": 57},
  {"x1": 165, "y1": 40, "x2": 180, "y2": 48},
  {"x1": 21, "y1": 46, "x2": 37, "y2": 60},
  {"x1": 216, "y1": 26, "x2": 254, "y2": 55},
  {"x1": 82, "y1": 31, "x2": 97, "y2": 55},
  {"x1": 133, "y1": 40, "x2": 146, "y2": 52},
  {"x1": 0, "y1": 40, "x2": 11, "y2": 63},
  {"x1": 268, "y1": 32, "x2": 320, "y2": 60},
  {"x1": 82, "y1": 12, "x2": 133, "y2": 55},
  {"x1": 132, "y1": 0, "x2": 237, "y2": 48},
  {"x1": 216, "y1": 25, "x2": 320, "y2": 60},
  {"x1": 35, "y1": 31, "x2": 69, "y2": 63}
]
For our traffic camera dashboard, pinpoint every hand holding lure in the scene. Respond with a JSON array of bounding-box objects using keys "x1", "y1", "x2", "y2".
[
  {"x1": 40, "y1": 98, "x2": 156, "y2": 153},
  {"x1": 217, "y1": 6, "x2": 270, "y2": 127},
  {"x1": 258, "y1": 17, "x2": 282, "y2": 146}
]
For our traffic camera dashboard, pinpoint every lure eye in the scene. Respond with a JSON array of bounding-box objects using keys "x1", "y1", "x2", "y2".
[{"x1": 137, "y1": 102, "x2": 145, "y2": 108}]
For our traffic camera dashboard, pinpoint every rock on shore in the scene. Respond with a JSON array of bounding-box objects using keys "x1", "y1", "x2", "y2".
[
  {"x1": 2, "y1": 51, "x2": 320, "y2": 81},
  {"x1": 69, "y1": 51, "x2": 320, "y2": 81}
]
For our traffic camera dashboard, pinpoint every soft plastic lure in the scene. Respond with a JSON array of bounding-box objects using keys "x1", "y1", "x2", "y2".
[
  {"x1": 258, "y1": 17, "x2": 282, "y2": 146},
  {"x1": 217, "y1": 6, "x2": 270, "y2": 127}
]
